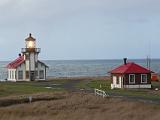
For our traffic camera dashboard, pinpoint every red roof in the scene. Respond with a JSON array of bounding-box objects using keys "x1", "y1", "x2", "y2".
[
  {"x1": 110, "y1": 62, "x2": 152, "y2": 74},
  {"x1": 7, "y1": 56, "x2": 25, "y2": 69}
]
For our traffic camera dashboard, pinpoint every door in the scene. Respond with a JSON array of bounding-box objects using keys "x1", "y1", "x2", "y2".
[
  {"x1": 113, "y1": 76, "x2": 117, "y2": 87},
  {"x1": 30, "y1": 71, "x2": 35, "y2": 81}
]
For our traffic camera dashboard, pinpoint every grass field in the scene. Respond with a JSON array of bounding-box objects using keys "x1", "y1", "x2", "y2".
[
  {"x1": 1, "y1": 78, "x2": 160, "y2": 100},
  {"x1": 0, "y1": 80, "x2": 67, "y2": 97},
  {"x1": 0, "y1": 92, "x2": 160, "y2": 120},
  {"x1": 0, "y1": 78, "x2": 160, "y2": 119}
]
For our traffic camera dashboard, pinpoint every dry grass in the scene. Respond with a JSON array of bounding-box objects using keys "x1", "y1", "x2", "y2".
[{"x1": 0, "y1": 92, "x2": 159, "y2": 120}]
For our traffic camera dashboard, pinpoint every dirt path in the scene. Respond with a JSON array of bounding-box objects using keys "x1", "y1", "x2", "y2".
[
  {"x1": 62, "y1": 80, "x2": 93, "y2": 92},
  {"x1": 63, "y1": 80, "x2": 82, "y2": 91}
]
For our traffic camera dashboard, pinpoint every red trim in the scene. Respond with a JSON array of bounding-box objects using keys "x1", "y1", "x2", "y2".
[{"x1": 7, "y1": 56, "x2": 25, "y2": 69}]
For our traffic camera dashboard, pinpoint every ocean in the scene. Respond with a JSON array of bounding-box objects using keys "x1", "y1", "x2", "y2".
[{"x1": 1, "y1": 59, "x2": 160, "y2": 80}]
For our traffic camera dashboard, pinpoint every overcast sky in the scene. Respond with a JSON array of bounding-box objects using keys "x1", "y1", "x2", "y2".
[{"x1": 0, "y1": 0, "x2": 160, "y2": 60}]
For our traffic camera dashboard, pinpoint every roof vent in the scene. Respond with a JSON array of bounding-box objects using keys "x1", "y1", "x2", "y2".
[{"x1": 29, "y1": 33, "x2": 32, "y2": 37}]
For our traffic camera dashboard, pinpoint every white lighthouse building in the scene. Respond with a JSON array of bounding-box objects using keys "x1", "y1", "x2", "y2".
[{"x1": 7, "y1": 34, "x2": 48, "y2": 81}]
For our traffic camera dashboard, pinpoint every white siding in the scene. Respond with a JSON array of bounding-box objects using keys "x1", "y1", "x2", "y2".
[
  {"x1": 35, "y1": 54, "x2": 38, "y2": 63},
  {"x1": 25, "y1": 60, "x2": 29, "y2": 71},
  {"x1": 16, "y1": 63, "x2": 29, "y2": 81},
  {"x1": 30, "y1": 53, "x2": 35, "y2": 71},
  {"x1": 7, "y1": 60, "x2": 47, "y2": 82},
  {"x1": 111, "y1": 76, "x2": 123, "y2": 89}
]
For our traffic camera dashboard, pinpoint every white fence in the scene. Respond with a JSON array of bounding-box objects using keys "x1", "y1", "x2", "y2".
[{"x1": 94, "y1": 89, "x2": 109, "y2": 98}]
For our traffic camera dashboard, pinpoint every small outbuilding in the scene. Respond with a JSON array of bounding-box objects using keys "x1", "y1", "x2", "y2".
[{"x1": 109, "y1": 58, "x2": 153, "y2": 89}]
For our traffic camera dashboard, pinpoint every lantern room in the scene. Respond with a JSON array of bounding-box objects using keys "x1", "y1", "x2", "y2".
[
  {"x1": 21, "y1": 33, "x2": 41, "y2": 54},
  {"x1": 25, "y1": 33, "x2": 36, "y2": 48}
]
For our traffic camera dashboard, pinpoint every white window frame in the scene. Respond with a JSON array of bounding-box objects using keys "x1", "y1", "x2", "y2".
[
  {"x1": 129, "y1": 74, "x2": 135, "y2": 84},
  {"x1": 141, "y1": 74, "x2": 147, "y2": 83}
]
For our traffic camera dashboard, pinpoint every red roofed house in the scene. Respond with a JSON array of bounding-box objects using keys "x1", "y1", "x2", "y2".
[
  {"x1": 7, "y1": 34, "x2": 48, "y2": 82},
  {"x1": 109, "y1": 58, "x2": 152, "y2": 89}
]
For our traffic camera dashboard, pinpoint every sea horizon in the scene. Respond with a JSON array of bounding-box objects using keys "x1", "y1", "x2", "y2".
[
  {"x1": 1, "y1": 58, "x2": 160, "y2": 62},
  {"x1": 1, "y1": 59, "x2": 160, "y2": 80}
]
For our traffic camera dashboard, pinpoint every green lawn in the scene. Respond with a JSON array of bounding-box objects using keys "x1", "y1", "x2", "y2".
[
  {"x1": 0, "y1": 81, "x2": 66, "y2": 97},
  {"x1": 86, "y1": 80, "x2": 160, "y2": 99},
  {"x1": 1, "y1": 79, "x2": 160, "y2": 100},
  {"x1": 87, "y1": 80, "x2": 111, "y2": 90}
]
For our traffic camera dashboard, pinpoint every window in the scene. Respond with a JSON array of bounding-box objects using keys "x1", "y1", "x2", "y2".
[
  {"x1": 18, "y1": 71, "x2": 23, "y2": 79},
  {"x1": 39, "y1": 70, "x2": 44, "y2": 79},
  {"x1": 9, "y1": 70, "x2": 11, "y2": 79},
  {"x1": 116, "y1": 76, "x2": 119, "y2": 84},
  {"x1": 12, "y1": 71, "x2": 14, "y2": 79},
  {"x1": 26, "y1": 71, "x2": 29, "y2": 79},
  {"x1": 35, "y1": 62, "x2": 38, "y2": 68},
  {"x1": 34, "y1": 71, "x2": 38, "y2": 79},
  {"x1": 129, "y1": 74, "x2": 135, "y2": 84},
  {"x1": 141, "y1": 74, "x2": 147, "y2": 83}
]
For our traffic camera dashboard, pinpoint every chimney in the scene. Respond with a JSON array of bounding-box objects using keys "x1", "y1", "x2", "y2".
[{"x1": 124, "y1": 58, "x2": 127, "y2": 65}]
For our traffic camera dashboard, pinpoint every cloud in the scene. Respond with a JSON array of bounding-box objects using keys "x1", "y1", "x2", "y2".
[{"x1": 0, "y1": 0, "x2": 159, "y2": 23}]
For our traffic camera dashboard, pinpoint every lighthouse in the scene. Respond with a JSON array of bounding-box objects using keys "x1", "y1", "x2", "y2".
[
  {"x1": 7, "y1": 34, "x2": 48, "y2": 82},
  {"x1": 22, "y1": 33, "x2": 41, "y2": 81}
]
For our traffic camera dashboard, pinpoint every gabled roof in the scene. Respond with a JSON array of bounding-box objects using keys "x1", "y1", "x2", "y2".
[
  {"x1": 38, "y1": 60, "x2": 49, "y2": 68},
  {"x1": 110, "y1": 62, "x2": 152, "y2": 74},
  {"x1": 7, "y1": 56, "x2": 25, "y2": 69}
]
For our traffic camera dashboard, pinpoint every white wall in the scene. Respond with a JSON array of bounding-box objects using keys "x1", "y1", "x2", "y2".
[
  {"x1": 30, "y1": 53, "x2": 35, "y2": 71},
  {"x1": 8, "y1": 60, "x2": 47, "y2": 82},
  {"x1": 36, "y1": 62, "x2": 46, "y2": 80},
  {"x1": 25, "y1": 60, "x2": 29, "y2": 71}
]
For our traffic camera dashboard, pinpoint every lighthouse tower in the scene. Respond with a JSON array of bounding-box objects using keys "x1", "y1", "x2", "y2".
[{"x1": 21, "y1": 33, "x2": 41, "y2": 81}]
